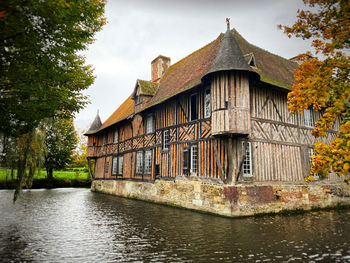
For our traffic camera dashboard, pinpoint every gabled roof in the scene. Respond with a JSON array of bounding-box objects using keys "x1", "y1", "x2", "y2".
[
  {"x1": 84, "y1": 112, "x2": 102, "y2": 135},
  {"x1": 90, "y1": 28, "x2": 298, "y2": 134}
]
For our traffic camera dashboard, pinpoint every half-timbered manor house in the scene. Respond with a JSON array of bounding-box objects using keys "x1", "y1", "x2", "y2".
[{"x1": 85, "y1": 24, "x2": 346, "y2": 216}]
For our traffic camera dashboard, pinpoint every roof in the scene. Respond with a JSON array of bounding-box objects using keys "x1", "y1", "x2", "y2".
[
  {"x1": 203, "y1": 28, "x2": 258, "y2": 79},
  {"x1": 132, "y1": 79, "x2": 159, "y2": 98},
  {"x1": 97, "y1": 95, "x2": 134, "y2": 132},
  {"x1": 90, "y1": 28, "x2": 298, "y2": 134},
  {"x1": 84, "y1": 112, "x2": 102, "y2": 135},
  {"x1": 232, "y1": 29, "x2": 298, "y2": 89}
]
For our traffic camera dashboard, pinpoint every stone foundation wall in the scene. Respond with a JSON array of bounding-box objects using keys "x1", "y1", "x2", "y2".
[{"x1": 91, "y1": 178, "x2": 350, "y2": 217}]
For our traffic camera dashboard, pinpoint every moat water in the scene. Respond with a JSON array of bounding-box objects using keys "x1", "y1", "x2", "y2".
[{"x1": 0, "y1": 188, "x2": 349, "y2": 262}]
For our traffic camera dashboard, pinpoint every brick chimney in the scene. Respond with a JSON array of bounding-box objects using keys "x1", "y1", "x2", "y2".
[{"x1": 151, "y1": 55, "x2": 170, "y2": 82}]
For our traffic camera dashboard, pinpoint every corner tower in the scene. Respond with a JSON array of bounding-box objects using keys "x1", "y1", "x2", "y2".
[{"x1": 203, "y1": 20, "x2": 259, "y2": 136}]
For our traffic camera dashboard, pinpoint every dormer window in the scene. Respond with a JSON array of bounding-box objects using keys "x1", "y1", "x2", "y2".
[
  {"x1": 135, "y1": 95, "x2": 142, "y2": 105},
  {"x1": 244, "y1": 53, "x2": 256, "y2": 68},
  {"x1": 249, "y1": 55, "x2": 256, "y2": 67}
]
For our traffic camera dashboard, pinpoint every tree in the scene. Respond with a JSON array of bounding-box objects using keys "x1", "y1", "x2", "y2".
[
  {"x1": 280, "y1": 0, "x2": 349, "y2": 182},
  {"x1": 44, "y1": 117, "x2": 77, "y2": 179},
  {"x1": 0, "y1": 0, "x2": 106, "y2": 200},
  {"x1": 70, "y1": 129, "x2": 88, "y2": 168}
]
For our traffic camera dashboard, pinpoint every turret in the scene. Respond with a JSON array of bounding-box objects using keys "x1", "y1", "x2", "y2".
[
  {"x1": 202, "y1": 19, "x2": 259, "y2": 136},
  {"x1": 84, "y1": 110, "x2": 102, "y2": 135}
]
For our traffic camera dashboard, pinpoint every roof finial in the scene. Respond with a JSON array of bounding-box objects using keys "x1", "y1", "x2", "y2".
[
  {"x1": 226, "y1": 18, "x2": 230, "y2": 31},
  {"x1": 97, "y1": 109, "x2": 99, "y2": 115}
]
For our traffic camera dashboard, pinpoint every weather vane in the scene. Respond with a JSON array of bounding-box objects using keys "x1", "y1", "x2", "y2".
[{"x1": 226, "y1": 18, "x2": 230, "y2": 30}]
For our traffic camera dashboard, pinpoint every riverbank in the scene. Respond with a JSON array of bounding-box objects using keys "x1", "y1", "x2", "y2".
[
  {"x1": 0, "y1": 178, "x2": 91, "y2": 189},
  {"x1": 91, "y1": 177, "x2": 350, "y2": 218},
  {"x1": 0, "y1": 168, "x2": 91, "y2": 189}
]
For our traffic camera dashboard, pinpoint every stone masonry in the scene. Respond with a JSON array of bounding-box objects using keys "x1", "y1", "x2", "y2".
[{"x1": 91, "y1": 177, "x2": 350, "y2": 217}]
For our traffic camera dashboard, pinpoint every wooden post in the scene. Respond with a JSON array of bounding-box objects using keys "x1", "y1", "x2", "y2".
[
  {"x1": 235, "y1": 139, "x2": 248, "y2": 183},
  {"x1": 213, "y1": 139, "x2": 225, "y2": 183},
  {"x1": 227, "y1": 137, "x2": 234, "y2": 184}
]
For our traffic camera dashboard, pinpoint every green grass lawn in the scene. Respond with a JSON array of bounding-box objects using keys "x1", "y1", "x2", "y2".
[{"x1": 0, "y1": 168, "x2": 90, "y2": 182}]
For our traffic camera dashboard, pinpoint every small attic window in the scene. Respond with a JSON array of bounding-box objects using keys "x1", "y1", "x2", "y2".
[
  {"x1": 244, "y1": 53, "x2": 256, "y2": 68},
  {"x1": 135, "y1": 95, "x2": 142, "y2": 105},
  {"x1": 249, "y1": 55, "x2": 256, "y2": 67}
]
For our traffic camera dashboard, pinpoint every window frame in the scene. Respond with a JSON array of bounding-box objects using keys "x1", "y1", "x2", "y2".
[
  {"x1": 105, "y1": 161, "x2": 109, "y2": 174},
  {"x1": 145, "y1": 114, "x2": 153, "y2": 134},
  {"x1": 163, "y1": 129, "x2": 170, "y2": 150},
  {"x1": 183, "y1": 147, "x2": 190, "y2": 174},
  {"x1": 102, "y1": 133, "x2": 107, "y2": 146},
  {"x1": 111, "y1": 155, "x2": 123, "y2": 176},
  {"x1": 307, "y1": 147, "x2": 319, "y2": 179},
  {"x1": 190, "y1": 144, "x2": 198, "y2": 174},
  {"x1": 112, "y1": 156, "x2": 118, "y2": 176},
  {"x1": 136, "y1": 151, "x2": 144, "y2": 174},
  {"x1": 190, "y1": 93, "x2": 198, "y2": 121},
  {"x1": 303, "y1": 109, "x2": 314, "y2": 127},
  {"x1": 204, "y1": 88, "x2": 211, "y2": 118},
  {"x1": 135, "y1": 95, "x2": 143, "y2": 105},
  {"x1": 242, "y1": 142, "x2": 252, "y2": 176},
  {"x1": 118, "y1": 155, "x2": 123, "y2": 176},
  {"x1": 144, "y1": 150, "x2": 152, "y2": 175},
  {"x1": 113, "y1": 129, "x2": 119, "y2": 143}
]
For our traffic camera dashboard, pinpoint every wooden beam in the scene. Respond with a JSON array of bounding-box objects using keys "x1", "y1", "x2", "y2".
[
  {"x1": 227, "y1": 137, "x2": 234, "y2": 184},
  {"x1": 213, "y1": 139, "x2": 225, "y2": 183}
]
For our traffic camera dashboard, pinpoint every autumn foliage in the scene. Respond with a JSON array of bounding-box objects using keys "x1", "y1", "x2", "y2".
[{"x1": 280, "y1": 0, "x2": 349, "y2": 182}]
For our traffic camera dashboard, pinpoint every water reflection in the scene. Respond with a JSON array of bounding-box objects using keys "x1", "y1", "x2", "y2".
[{"x1": 0, "y1": 188, "x2": 349, "y2": 262}]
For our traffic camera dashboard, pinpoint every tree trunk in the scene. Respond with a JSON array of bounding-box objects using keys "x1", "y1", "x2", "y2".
[
  {"x1": 14, "y1": 131, "x2": 34, "y2": 202},
  {"x1": 46, "y1": 167, "x2": 53, "y2": 180}
]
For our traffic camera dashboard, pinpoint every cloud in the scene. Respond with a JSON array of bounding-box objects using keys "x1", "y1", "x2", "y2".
[{"x1": 76, "y1": 0, "x2": 311, "y2": 130}]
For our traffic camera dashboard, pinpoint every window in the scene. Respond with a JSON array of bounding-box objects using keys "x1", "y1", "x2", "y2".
[
  {"x1": 118, "y1": 155, "x2": 123, "y2": 175},
  {"x1": 190, "y1": 94, "x2": 198, "y2": 121},
  {"x1": 308, "y1": 148, "x2": 314, "y2": 166},
  {"x1": 112, "y1": 157, "x2": 118, "y2": 176},
  {"x1": 303, "y1": 109, "x2": 314, "y2": 127},
  {"x1": 135, "y1": 95, "x2": 142, "y2": 105},
  {"x1": 113, "y1": 129, "x2": 119, "y2": 143},
  {"x1": 183, "y1": 147, "x2": 190, "y2": 173},
  {"x1": 105, "y1": 161, "x2": 109, "y2": 174},
  {"x1": 242, "y1": 142, "x2": 252, "y2": 175},
  {"x1": 190, "y1": 145, "x2": 198, "y2": 174},
  {"x1": 112, "y1": 155, "x2": 123, "y2": 176},
  {"x1": 145, "y1": 115, "x2": 153, "y2": 134},
  {"x1": 204, "y1": 88, "x2": 211, "y2": 118},
  {"x1": 307, "y1": 148, "x2": 319, "y2": 179},
  {"x1": 144, "y1": 150, "x2": 152, "y2": 174},
  {"x1": 163, "y1": 130, "x2": 170, "y2": 150},
  {"x1": 102, "y1": 133, "x2": 107, "y2": 145},
  {"x1": 136, "y1": 151, "x2": 143, "y2": 174}
]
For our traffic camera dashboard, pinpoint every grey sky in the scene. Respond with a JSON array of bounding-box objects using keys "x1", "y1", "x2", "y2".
[{"x1": 76, "y1": 0, "x2": 311, "y2": 131}]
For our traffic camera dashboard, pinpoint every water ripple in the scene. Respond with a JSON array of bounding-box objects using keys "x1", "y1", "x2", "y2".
[{"x1": 0, "y1": 189, "x2": 349, "y2": 262}]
